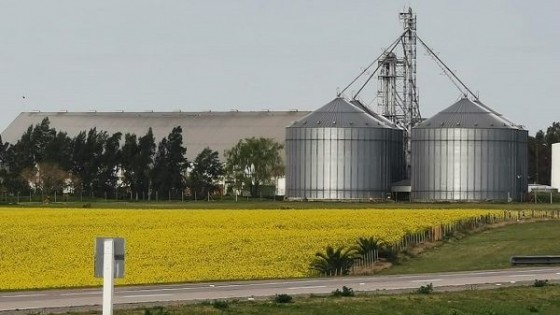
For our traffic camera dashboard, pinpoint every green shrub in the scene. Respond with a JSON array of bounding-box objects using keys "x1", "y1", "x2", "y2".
[
  {"x1": 309, "y1": 245, "x2": 359, "y2": 276},
  {"x1": 378, "y1": 246, "x2": 398, "y2": 262},
  {"x1": 417, "y1": 283, "x2": 434, "y2": 294},
  {"x1": 534, "y1": 279, "x2": 549, "y2": 287},
  {"x1": 528, "y1": 305, "x2": 539, "y2": 313},
  {"x1": 212, "y1": 299, "x2": 229, "y2": 310},
  {"x1": 274, "y1": 294, "x2": 293, "y2": 303},
  {"x1": 332, "y1": 286, "x2": 355, "y2": 297},
  {"x1": 144, "y1": 307, "x2": 170, "y2": 315}
]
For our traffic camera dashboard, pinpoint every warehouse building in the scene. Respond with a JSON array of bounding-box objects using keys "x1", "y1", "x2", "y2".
[{"x1": 1, "y1": 110, "x2": 310, "y2": 160}]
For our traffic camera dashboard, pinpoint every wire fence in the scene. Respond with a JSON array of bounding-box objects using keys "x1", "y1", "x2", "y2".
[
  {"x1": 350, "y1": 210, "x2": 560, "y2": 273},
  {"x1": 0, "y1": 190, "x2": 229, "y2": 203}
]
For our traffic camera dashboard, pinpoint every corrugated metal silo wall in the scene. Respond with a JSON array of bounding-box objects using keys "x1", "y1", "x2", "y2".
[
  {"x1": 517, "y1": 130, "x2": 528, "y2": 196},
  {"x1": 285, "y1": 127, "x2": 397, "y2": 199},
  {"x1": 391, "y1": 129, "x2": 406, "y2": 183},
  {"x1": 411, "y1": 128, "x2": 527, "y2": 201}
]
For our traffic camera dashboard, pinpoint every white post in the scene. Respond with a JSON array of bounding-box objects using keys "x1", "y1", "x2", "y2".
[
  {"x1": 103, "y1": 239, "x2": 115, "y2": 315},
  {"x1": 535, "y1": 189, "x2": 537, "y2": 204}
]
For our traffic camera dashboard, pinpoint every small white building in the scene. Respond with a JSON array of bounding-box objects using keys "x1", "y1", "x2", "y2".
[{"x1": 552, "y1": 143, "x2": 560, "y2": 190}]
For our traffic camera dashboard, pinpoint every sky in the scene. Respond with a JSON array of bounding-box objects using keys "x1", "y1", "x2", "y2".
[{"x1": 1, "y1": 0, "x2": 559, "y2": 136}]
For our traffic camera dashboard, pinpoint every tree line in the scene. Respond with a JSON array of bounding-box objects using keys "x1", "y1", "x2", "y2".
[
  {"x1": 2, "y1": 118, "x2": 554, "y2": 200},
  {"x1": 0, "y1": 118, "x2": 284, "y2": 201}
]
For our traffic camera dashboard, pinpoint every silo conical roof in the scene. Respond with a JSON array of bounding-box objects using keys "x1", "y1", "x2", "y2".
[
  {"x1": 415, "y1": 98, "x2": 523, "y2": 129},
  {"x1": 350, "y1": 99, "x2": 403, "y2": 130},
  {"x1": 290, "y1": 97, "x2": 391, "y2": 128}
]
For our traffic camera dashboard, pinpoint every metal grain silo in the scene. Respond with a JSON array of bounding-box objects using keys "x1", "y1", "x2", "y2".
[
  {"x1": 351, "y1": 99, "x2": 406, "y2": 184},
  {"x1": 285, "y1": 97, "x2": 404, "y2": 200},
  {"x1": 411, "y1": 98, "x2": 528, "y2": 201}
]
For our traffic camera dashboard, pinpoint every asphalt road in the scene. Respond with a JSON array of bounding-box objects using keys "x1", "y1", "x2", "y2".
[{"x1": 2, "y1": 267, "x2": 560, "y2": 312}]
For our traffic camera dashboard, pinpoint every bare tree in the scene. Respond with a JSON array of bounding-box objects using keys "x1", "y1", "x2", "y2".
[{"x1": 21, "y1": 162, "x2": 69, "y2": 199}]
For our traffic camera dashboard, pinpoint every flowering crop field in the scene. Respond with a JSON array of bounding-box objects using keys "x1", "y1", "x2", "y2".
[{"x1": 0, "y1": 208, "x2": 503, "y2": 290}]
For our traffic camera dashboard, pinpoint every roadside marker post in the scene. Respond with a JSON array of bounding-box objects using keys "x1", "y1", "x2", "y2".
[
  {"x1": 95, "y1": 238, "x2": 125, "y2": 315},
  {"x1": 103, "y1": 239, "x2": 114, "y2": 315}
]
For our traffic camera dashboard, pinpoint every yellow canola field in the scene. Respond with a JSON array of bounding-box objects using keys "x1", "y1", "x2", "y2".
[{"x1": 0, "y1": 208, "x2": 503, "y2": 290}]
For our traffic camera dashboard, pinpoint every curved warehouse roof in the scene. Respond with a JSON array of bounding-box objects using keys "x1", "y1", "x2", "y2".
[{"x1": 1, "y1": 110, "x2": 310, "y2": 159}]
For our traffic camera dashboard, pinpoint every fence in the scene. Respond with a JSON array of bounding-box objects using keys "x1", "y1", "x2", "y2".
[
  {"x1": 350, "y1": 210, "x2": 560, "y2": 273},
  {"x1": 351, "y1": 250, "x2": 379, "y2": 272},
  {"x1": 0, "y1": 190, "x2": 228, "y2": 203}
]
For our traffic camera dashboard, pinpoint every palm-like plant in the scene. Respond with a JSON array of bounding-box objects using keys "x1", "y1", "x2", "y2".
[
  {"x1": 310, "y1": 245, "x2": 359, "y2": 276},
  {"x1": 355, "y1": 237, "x2": 384, "y2": 255},
  {"x1": 354, "y1": 236, "x2": 385, "y2": 264}
]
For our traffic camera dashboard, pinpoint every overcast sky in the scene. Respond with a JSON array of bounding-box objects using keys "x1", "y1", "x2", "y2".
[{"x1": 1, "y1": 0, "x2": 558, "y2": 136}]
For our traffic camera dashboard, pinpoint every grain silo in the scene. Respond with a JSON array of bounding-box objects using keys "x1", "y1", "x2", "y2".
[
  {"x1": 351, "y1": 99, "x2": 406, "y2": 184},
  {"x1": 285, "y1": 97, "x2": 404, "y2": 200},
  {"x1": 411, "y1": 98, "x2": 527, "y2": 201}
]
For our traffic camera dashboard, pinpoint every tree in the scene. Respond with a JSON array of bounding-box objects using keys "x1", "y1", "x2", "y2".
[
  {"x1": 353, "y1": 236, "x2": 395, "y2": 262},
  {"x1": 137, "y1": 128, "x2": 156, "y2": 199},
  {"x1": 119, "y1": 129, "x2": 156, "y2": 200},
  {"x1": 309, "y1": 246, "x2": 359, "y2": 276},
  {"x1": 2, "y1": 122, "x2": 47, "y2": 193},
  {"x1": 21, "y1": 162, "x2": 69, "y2": 198},
  {"x1": 96, "y1": 132, "x2": 122, "y2": 197},
  {"x1": 152, "y1": 138, "x2": 169, "y2": 198},
  {"x1": 30, "y1": 118, "x2": 56, "y2": 163},
  {"x1": 3, "y1": 143, "x2": 30, "y2": 193},
  {"x1": 545, "y1": 122, "x2": 560, "y2": 145},
  {"x1": 152, "y1": 127, "x2": 188, "y2": 199},
  {"x1": 165, "y1": 126, "x2": 188, "y2": 197},
  {"x1": 224, "y1": 137, "x2": 284, "y2": 197},
  {"x1": 71, "y1": 128, "x2": 107, "y2": 195},
  {"x1": 189, "y1": 147, "x2": 224, "y2": 200},
  {"x1": 354, "y1": 237, "x2": 384, "y2": 256},
  {"x1": 0, "y1": 135, "x2": 8, "y2": 192},
  {"x1": 4, "y1": 118, "x2": 57, "y2": 175},
  {"x1": 43, "y1": 131, "x2": 73, "y2": 171},
  {"x1": 120, "y1": 133, "x2": 140, "y2": 197}
]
